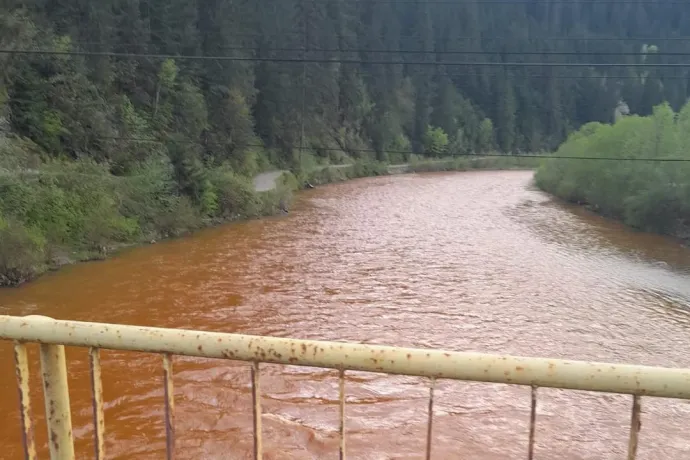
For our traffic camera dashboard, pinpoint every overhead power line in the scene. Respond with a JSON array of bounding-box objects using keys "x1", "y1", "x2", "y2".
[
  {"x1": 306, "y1": 0, "x2": 690, "y2": 4},
  {"x1": 68, "y1": 43, "x2": 690, "y2": 58},
  {"x1": 4, "y1": 49, "x2": 690, "y2": 67},
  {"x1": 72, "y1": 35, "x2": 690, "y2": 43},
  {"x1": 101, "y1": 136, "x2": 690, "y2": 162}
]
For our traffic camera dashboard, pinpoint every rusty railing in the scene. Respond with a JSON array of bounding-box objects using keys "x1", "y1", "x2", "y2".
[{"x1": 1, "y1": 314, "x2": 690, "y2": 460}]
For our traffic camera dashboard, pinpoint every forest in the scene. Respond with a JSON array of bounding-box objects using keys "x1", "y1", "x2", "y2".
[{"x1": 1, "y1": 0, "x2": 690, "y2": 284}]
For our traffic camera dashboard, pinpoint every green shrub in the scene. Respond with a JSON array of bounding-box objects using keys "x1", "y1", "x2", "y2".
[
  {"x1": 0, "y1": 217, "x2": 46, "y2": 286},
  {"x1": 535, "y1": 102, "x2": 690, "y2": 236},
  {"x1": 151, "y1": 195, "x2": 200, "y2": 238},
  {"x1": 423, "y1": 126, "x2": 449, "y2": 157},
  {"x1": 209, "y1": 169, "x2": 263, "y2": 219},
  {"x1": 258, "y1": 172, "x2": 298, "y2": 215}
]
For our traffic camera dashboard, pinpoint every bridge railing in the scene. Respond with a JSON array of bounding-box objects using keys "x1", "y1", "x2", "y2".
[{"x1": 1, "y1": 315, "x2": 690, "y2": 460}]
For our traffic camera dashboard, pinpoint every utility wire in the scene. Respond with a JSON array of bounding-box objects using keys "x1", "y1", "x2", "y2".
[
  {"x1": 67, "y1": 44, "x2": 690, "y2": 58},
  {"x1": 3, "y1": 49, "x2": 690, "y2": 67},
  {"x1": 101, "y1": 136, "x2": 690, "y2": 162},
  {"x1": 301, "y1": 0, "x2": 690, "y2": 4},
  {"x1": 71, "y1": 35, "x2": 690, "y2": 43}
]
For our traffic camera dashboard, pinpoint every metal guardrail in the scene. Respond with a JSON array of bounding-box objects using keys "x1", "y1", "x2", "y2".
[{"x1": 2, "y1": 315, "x2": 690, "y2": 460}]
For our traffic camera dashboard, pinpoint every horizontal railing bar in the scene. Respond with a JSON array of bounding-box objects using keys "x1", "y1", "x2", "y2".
[{"x1": 1, "y1": 315, "x2": 690, "y2": 399}]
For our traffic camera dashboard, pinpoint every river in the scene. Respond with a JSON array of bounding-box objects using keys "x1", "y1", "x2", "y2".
[{"x1": 1, "y1": 170, "x2": 690, "y2": 459}]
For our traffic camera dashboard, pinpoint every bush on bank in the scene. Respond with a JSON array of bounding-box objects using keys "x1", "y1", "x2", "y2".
[{"x1": 534, "y1": 102, "x2": 690, "y2": 237}]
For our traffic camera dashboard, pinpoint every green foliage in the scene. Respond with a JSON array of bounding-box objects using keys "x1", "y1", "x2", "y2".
[
  {"x1": 478, "y1": 119, "x2": 495, "y2": 153},
  {"x1": 423, "y1": 126, "x2": 449, "y2": 157},
  {"x1": 536, "y1": 102, "x2": 690, "y2": 236},
  {"x1": 449, "y1": 128, "x2": 468, "y2": 155},
  {"x1": 0, "y1": 159, "x2": 133, "y2": 247},
  {"x1": 209, "y1": 168, "x2": 263, "y2": 219},
  {"x1": 0, "y1": 216, "x2": 46, "y2": 286}
]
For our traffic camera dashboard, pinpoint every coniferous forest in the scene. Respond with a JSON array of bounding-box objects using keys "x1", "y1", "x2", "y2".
[{"x1": 1, "y1": 0, "x2": 690, "y2": 284}]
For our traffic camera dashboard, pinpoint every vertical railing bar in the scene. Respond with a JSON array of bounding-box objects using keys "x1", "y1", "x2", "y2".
[
  {"x1": 89, "y1": 348, "x2": 105, "y2": 460},
  {"x1": 39, "y1": 342, "x2": 75, "y2": 460},
  {"x1": 528, "y1": 385, "x2": 538, "y2": 460},
  {"x1": 425, "y1": 377, "x2": 436, "y2": 460},
  {"x1": 13, "y1": 341, "x2": 36, "y2": 460},
  {"x1": 627, "y1": 395, "x2": 642, "y2": 460},
  {"x1": 163, "y1": 353, "x2": 175, "y2": 460},
  {"x1": 251, "y1": 361, "x2": 263, "y2": 460},
  {"x1": 339, "y1": 368, "x2": 346, "y2": 460}
]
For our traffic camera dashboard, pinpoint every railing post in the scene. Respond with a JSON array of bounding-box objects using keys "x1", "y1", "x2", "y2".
[
  {"x1": 339, "y1": 369, "x2": 346, "y2": 460},
  {"x1": 39, "y1": 342, "x2": 75, "y2": 460},
  {"x1": 89, "y1": 348, "x2": 105, "y2": 460},
  {"x1": 13, "y1": 341, "x2": 36, "y2": 460},
  {"x1": 163, "y1": 353, "x2": 175, "y2": 460},
  {"x1": 251, "y1": 362, "x2": 263, "y2": 460},
  {"x1": 425, "y1": 378, "x2": 436, "y2": 460},
  {"x1": 528, "y1": 386, "x2": 538, "y2": 460},
  {"x1": 627, "y1": 395, "x2": 642, "y2": 460}
]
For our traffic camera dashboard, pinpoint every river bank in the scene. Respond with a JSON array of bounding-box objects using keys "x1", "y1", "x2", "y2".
[
  {"x1": 0, "y1": 172, "x2": 293, "y2": 287},
  {"x1": 0, "y1": 156, "x2": 540, "y2": 287},
  {"x1": 0, "y1": 161, "x2": 386, "y2": 287}
]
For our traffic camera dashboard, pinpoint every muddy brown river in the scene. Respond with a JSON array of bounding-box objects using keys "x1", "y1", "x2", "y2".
[{"x1": 1, "y1": 171, "x2": 690, "y2": 459}]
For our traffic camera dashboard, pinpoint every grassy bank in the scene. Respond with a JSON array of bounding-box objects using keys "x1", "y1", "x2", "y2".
[
  {"x1": 301, "y1": 162, "x2": 390, "y2": 186},
  {"x1": 406, "y1": 154, "x2": 543, "y2": 173}
]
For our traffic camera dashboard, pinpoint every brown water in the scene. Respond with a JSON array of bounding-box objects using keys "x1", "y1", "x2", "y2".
[{"x1": 2, "y1": 170, "x2": 690, "y2": 460}]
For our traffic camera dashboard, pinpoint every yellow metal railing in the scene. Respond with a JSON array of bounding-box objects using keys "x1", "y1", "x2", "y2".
[{"x1": 2, "y1": 314, "x2": 690, "y2": 460}]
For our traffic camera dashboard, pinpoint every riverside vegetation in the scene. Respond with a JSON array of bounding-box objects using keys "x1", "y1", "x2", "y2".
[
  {"x1": 536, "y1": 102, "x2": 690, "y2": 239},
  {"x1": 1, "y1": 0, "x2": 690, "y2": 284}
]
